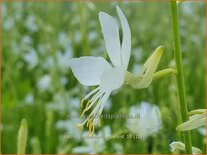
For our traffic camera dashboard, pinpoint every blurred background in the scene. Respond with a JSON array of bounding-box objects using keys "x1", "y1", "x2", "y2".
[{"x1": 1, "y1": 1, "x2": 206, "y2": 154}]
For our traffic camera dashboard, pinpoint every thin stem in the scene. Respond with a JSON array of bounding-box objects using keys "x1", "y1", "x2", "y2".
[{"x1": 170, "y1": 1, "x2": 192, "y2": 154}]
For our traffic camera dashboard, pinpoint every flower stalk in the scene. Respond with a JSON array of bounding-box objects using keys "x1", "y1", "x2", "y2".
[{"x1": 170, "y1": 1, "x2": 192, "y2": 153}]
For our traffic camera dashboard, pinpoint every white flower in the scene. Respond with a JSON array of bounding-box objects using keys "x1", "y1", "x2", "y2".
[
  {"x1": 37, "y1": 74, "x2": 52, "y2": 92},
  {"x1": 56, "y1": 50, "x2": 73, "y2": 72},
  {"x1": 72, "y1": 136, "x2": 105, "y2": 154},
  {"x1": 56, "y1": 116, "x2": 82, "y2": 137},
  {"x1": 25, "y1": 15, "x2": 39, "y2": 32},
  {"x1": 23, "y1": 48, "x2": 39, "y2": 69},
  {"x1": 23, "y1": 93, "x2": 34, "y2": 105},
  {"x1": 127, "y1": 101, "x2": 162, "y2": 139},
  {"x1": 198, "y1": 127, "x2": 206, "y2": 136},
  {"x1": 70, "y1": 6, "x2": 168, "y2": 135},
  {"x1": 43, "y1": 56, "x2": 54, "y2": 69},
  {"x1": 70, "y1": 6, "x2": 131, "y2": 135},
  {"x1": 169, "y1": 141, "x2": 202, "y2": 154},
  {"x1": 72, "y1": 126, "x2": 111, "y2": 154},
  {"x1": 3, "y1": 18, "x2": 14, "y2": 30},
  {"x1": 176, "y1": 109, "x2": 206, "y2": 131},
  {"x1": 22, "y1": 35, "x2": 33, "y2": 45},
  {"x1": 58, "y1": 31, "x2": 70, "y2": 47}
]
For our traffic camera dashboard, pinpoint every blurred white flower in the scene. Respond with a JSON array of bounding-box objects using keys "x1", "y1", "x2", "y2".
[
  {"x1": 56, "y1": 115, "x2": 82, "y2": 137},
  {"x1": 113, "y1": 143, "x2": 124, "y2": 154},
  {"x1": 48, "y1": 93, "x2": 66, "y2": 110},
  {"x1": 14, "y1": 3, "x2": 23, "y2": 20},
  {"x1": 72, "y1": 137, "x2": 105, "y2": 154},
  {"x1": 169, "y1": 141, "x2": 202, "y2": 154},
  {"x1": 181, "y1": 2, "x2": 194, "y2": 15},
  {"x1": 127, "y1": 101, "x2": 162, "y2": 139},
  {"x1": 70, "y1": 97, "x2": 80, "y2": 110},
  {"x1": 37, "y1": 43, "x2": 51, "y2": 56},
  {"x1": 56, "y1": 50, "x2": 72, "y2": 72},
  {"x1": 37, "y1": 74, "x2": 52, "y2": 92},
  {"x1": 58, "y1": 32, "x2": 70, "y2": 47},
  {"x1": 3, "y1": 18, "x2": 14, "y2": 30},
  {"x1": 23, "y1": 48, "x2": 39, "y2": 69},
  {"x1": 74, "y1": 30, "x2": 81, "y2": 43},
  {"x1": 22, "y1": 35, "x2": 33, "y2": 45},
  {"x1": 11, "y1": 41, "x2": 20, "y2": 54},
  {"x1": 88, "y1": 31, "x2": 97, "y2": 41},
  {"x1": 132, "y1": 47, "x2": 143, "y2": 62},
  {"x1": 72, "y1": 126, "x2": 110, "y2": 154},
  {"x1": 43, "y1": 56, "x2": 54, "y2": 69},
  {"x1": 131, "y1": 64, "x2": 143, "y2": 75},
  {"x1": 86, "y1": 2, "x2": 96, "y2": 10},
  {"x1": 198, "y1": 127, "x2": 206, "y2": 136},
  {"x1": 47, "y1": 101, "x2": 66, "y2": 114},
  {"x1": 23, "y1": 93, "x2": 34, "y2": 105},
  {"x1": 60, "y1": 76, "x2": 69, "y2": 85},
  {"x1": 25, "y1": 15, "x2": 39, "y2": 32},
  {"x1": 47, "y1": 94, "x2": 79, "y2": 114}
]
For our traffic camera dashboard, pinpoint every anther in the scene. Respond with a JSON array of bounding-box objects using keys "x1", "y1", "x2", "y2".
[
  {"x1": 85, "y1": 100, "x2": 91, "y2": 110},
  {"x1": 77, "y1": 124, "x2": 83, "y2": 131},
  {"x1": 80, "y1": 99, "x2": 84, "y2": 107}
]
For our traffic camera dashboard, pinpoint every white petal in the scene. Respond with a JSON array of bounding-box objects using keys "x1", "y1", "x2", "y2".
[
  {"x1": 116, "y1": 6, "x2": 131, "y2": 70},
  {"x1": 169, "y1": 141, "x2": 202, "y2": 154},
  {"x1": 176, "y1": 113, "x2": 206, "y2": 131},
  {"x1": 99, "y1": 12, "x2": 122, "y2": 67},
  {"x1": 100, "y1": 66, "x2": 125, "y2": 92},
  {"x1": 70, "y1": 56, "x2": 111, "y2": 86}
]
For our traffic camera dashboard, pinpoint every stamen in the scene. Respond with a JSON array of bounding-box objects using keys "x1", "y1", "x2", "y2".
[
  {"x1": 85, "y1": 100, "x2": 90, "y2": 109},
  {"x1": 83, "y1": 87, "x2": 100, "y2": 100},
  {"x1": 97, "y1": 92, "x2": 111, "y2": 115},
  {"x1": 88, "y1": 117, "x2": 93, "y2": 132},
  {"x1": 86, "y1": 119, "x2": 89, "y2": 127},
  {"x1": 80, "y1": 110, "x2": 86, "y2": 118},
  {"x1": 80, "y1": 99, "x2": 84, "y2": 107},
  {"x1": 77, "y1": 124, "x2": 83, "y2": 131},
  {"x1": 78, "y1": 91, "x2": 111, "y2": 136},
  {"x1": 89, "y1": 122, "x2": 92, "y2": 132},
  {"x1": 80, "y1": 100, "x2": 91, "y2": 118},
  {"x1": 86, "y1": 92, "x2": 103, "y2": 111},
  {"x1": 92, "y1": 124, "x2": 95, "y2": 134},
  {"x1": 90, "y1": 94, "x2": 105, "y2": 116}
]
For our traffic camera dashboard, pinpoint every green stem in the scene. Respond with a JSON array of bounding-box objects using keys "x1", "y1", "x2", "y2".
[{"x1": 170, "y1": 1, "x2": 192, "y2": 154}]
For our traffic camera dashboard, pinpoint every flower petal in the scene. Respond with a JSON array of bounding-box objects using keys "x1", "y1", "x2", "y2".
[
  {"x1": 135, "y1": 46, "x2": 164, "y2": 88},
  {"x1": 169, "y1": 141, "x2": 202, "y2": 154},
  {"x1": 100, "y1": 66, "x2": 125, "y2": 92},
  {"x1": 99, "y1": 12, "x2": 122, "y2": 67},
  {"x1": 176, "y1": 112, "x2": 206, "y2": 131},
  {"x1": 70, "y1": 56, "x2": 111, "y2": 86},
  {"x1": 116, "y1": 6, "x2": 131, "y2": 70},
  {"x1": 124, "y1": 46, "x2": 164, "y2": 89}
]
